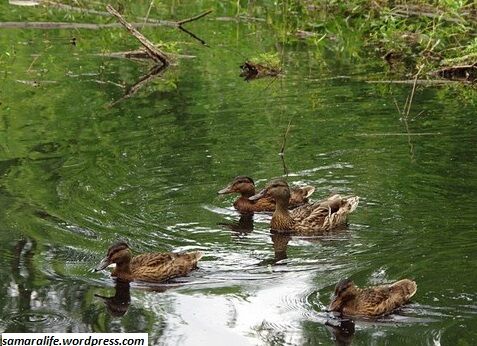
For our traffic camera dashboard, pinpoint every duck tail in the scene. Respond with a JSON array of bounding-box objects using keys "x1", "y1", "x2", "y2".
[
  {"x1": 302, "y1": 186, "x2": 316, "y2": 199},
  {"x1": 390, "y1": 279, "x2": 417, "y2": 300},
  {"x1": 345, "y1": 196, "x2": 359, "y2": 213},
  {"x1": 194, "y1": 251, "x2": 204, "y2": 262}
]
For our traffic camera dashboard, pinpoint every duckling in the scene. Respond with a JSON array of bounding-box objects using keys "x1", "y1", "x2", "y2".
[
  {"x1": 249, "y1": 178, "x2": 358, "y2": 234},
  {"x1": 329, "y1": 278, "x2": 417, "y2": 317},
  {"x1": 95, "y1": 242, "x2": 203, "y2": 283},
  {"x1": 218, "y1": 176, "x2": 315, "y2": 213}
]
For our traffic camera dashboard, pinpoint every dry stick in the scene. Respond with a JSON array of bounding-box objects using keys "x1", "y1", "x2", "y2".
[{"x1": 106, "y1": 5, "x2": 169, "y2": 66}]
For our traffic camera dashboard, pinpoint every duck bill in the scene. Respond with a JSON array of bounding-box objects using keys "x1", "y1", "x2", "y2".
[
  {"x1": 95, "y1": 257, "x2": 111, "y2": 272},
  {"x1": 218, "y1": 184, "x2": 234, "y2": 195},
  {"x1": 249, "y1": 188, "x2": 267, "y2": 201}
]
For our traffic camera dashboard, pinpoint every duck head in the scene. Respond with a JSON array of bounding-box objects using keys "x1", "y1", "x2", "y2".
[
  {"x1": 218, "y1": 176, "x2": 256, "y2": 197},
  {"x1": 249, "y1": 178, "x2": 290, "y2": 205},
  {"x1": 95, "y1": 241, "x2": 132, "y2": 271},
  {"x1": 329, "y1": 278, "x2": 359, "y2": 313}
]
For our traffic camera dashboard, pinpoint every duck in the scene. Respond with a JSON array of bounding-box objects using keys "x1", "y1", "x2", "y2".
[
  {"x1": 328, "y1": 278, "x2": 417, "y2": 317},
  {"x1": 95, "y1": 241, "x2": 203, "y2": 283},
  {"x1": 218, "y1": 176, "x2": 315, "y2": 213},
  {"x1": 249, "y1": 178, "x2": 358, "y2": 234}
]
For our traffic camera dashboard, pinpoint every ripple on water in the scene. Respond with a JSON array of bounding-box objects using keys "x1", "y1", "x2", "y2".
[{"x1": 6, "y1": 311, "x2": 71, "y2": 331}]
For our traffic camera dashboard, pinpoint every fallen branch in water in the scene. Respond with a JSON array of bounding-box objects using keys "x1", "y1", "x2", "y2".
[
  {"x1": 0, "y1": 21, "x2": 176, "y2": 29},
  {"x1": 106, "y1": 5, "x2": 169, "y2": 66},
  {"x1": 5, "y1": 2, "x2": 212, "y2": 45},
  {"x1": 431, "y1": 63, "x2": 477, "y2": 82},
  {"x1": 391, "y1": 4, "x2": 466, "y2": 24}
]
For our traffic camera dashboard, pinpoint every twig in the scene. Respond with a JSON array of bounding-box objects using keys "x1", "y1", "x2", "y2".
[
  {"x1": 279, "y1": 119, "x2": 293, "y2": 176},
  {"x1": 279, "y1": 119, "x2": 293, "y2": 156},
  {"x1": 177, "y1": 10, "x2": 213, "y2": 26},
  {"x1": 142, "y1": 0, "x2": 155, "y2": 29},
  {"x1": 106, "y1": 5, "x2": 169, "y2": 66},
  {"x1": 175, "y1": 10, "x2": 212, "y2": 45},
  {"x1": 27, "y1": 54, "x2": 41, "y2": 73},
  {"x1": 405, "y1": 66, "x2": 423, "y2": 119},
  {"x1": 392, "y1": 97, "x2": 402, "y2": 115}
]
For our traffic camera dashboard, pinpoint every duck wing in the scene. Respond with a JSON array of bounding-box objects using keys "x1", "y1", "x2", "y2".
[
  {"x1": 131, "y1": 252, "x2": 203, "y2": 282},
  {"x1": 356, "y1": 280, "x2": 416, "y2": 316},
  {"x1": 291, "y1": 195, "x2": 348, "y2": 232}
]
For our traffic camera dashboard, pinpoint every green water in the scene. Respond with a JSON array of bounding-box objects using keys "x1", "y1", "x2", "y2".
[{"x1": 1, "y1": 1, "x2": 476, "y2": 345}]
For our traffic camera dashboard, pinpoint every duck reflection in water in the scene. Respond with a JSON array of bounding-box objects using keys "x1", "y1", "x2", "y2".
[
  {"x1": 258, "y1": 234, "x2": 291, "y2": 266},
  {"x1": 324, "y1": 318, "x2": 355, "y2": 346},
  {"x1": 218, "y1": 213, "x2": 254, "y2": 235},
  {"x1": 95, "y1": 282, "x2": 131, "y2": 317}
]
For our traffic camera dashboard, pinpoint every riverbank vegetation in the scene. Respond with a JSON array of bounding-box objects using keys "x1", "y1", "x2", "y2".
[{"x1": 236, "y1": 0, "x2": 476, "y2": 82}]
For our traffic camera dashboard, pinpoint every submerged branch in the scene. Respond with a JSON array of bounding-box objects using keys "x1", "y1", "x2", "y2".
[{"x1": 109, "y1": 64, "x2": 168, "y2": 107}]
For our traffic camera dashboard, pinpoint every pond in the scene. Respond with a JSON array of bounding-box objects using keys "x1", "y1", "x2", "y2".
[{"x1": 0, "y1": 1, "x2": 476, "y2": 345}]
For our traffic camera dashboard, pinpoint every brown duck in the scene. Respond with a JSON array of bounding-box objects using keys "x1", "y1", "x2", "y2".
[
  {"x1": 95, "y1": 242, "x2": 203, "y2": 283},
  {"x1": 218, "y1": 176, "x2": 315, "y2": 213},
  {"x1": 329, "y1": 278, "x2": 417, "y2": 317},
  {"x1": 249, "y1": 178, "x2": 359, "y2": 234}
]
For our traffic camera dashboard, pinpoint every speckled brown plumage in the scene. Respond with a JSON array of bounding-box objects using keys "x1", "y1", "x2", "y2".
[
  {"x1": 218, "y1": 176, "x2": 315, "y2": 213},
  {"x1": 329, "y1": 278, "x2": 417, "y2": 317},
  {"x1": 96, "y1": 242, "x2": 203, "y2": 283},
  {"x1": 250, "y1": 178, "x2": 359, "y2": 234}
]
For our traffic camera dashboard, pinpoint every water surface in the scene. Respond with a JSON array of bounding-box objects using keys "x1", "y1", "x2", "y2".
[{"x1": 0, "y1": 1, "x2": 476, "y2": 345}]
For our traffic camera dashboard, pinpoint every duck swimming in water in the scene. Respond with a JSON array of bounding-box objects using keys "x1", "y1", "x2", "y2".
[
  {"x1": 329, "y1": 278, "x2": 417, "y2": 317},
  {"x1": 218, "y1": 176, "x2": 315, "y2": 213},
  {"x1": 249, "y1": 178, "x2": 358, "y2": 234},
  {"x1": 95, "y1": 242, "x2": 203, "y2": 283}
]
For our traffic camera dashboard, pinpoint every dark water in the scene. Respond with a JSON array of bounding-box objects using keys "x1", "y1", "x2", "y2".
[{"x1": 1, "y1": 1, "x2": 476, "y2": 345}]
